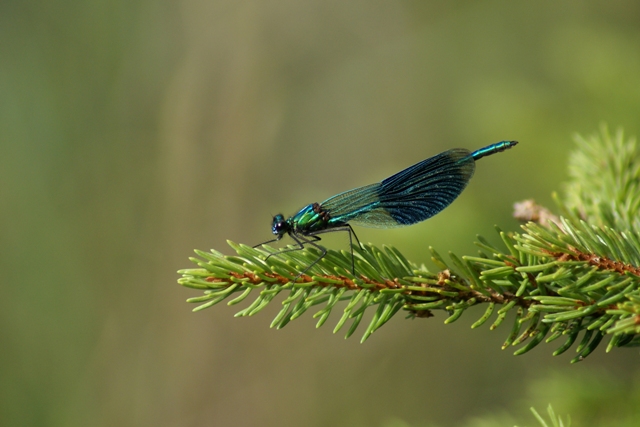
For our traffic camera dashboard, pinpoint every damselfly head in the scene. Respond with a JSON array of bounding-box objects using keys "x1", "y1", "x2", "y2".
[{"x1": 271, "y1": 214, "x2": 290, "y2": 238}]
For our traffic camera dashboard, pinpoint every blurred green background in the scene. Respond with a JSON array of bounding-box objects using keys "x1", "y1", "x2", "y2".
[{"x1": 3, "y1": 1, "x2": 640, "y2": 426}]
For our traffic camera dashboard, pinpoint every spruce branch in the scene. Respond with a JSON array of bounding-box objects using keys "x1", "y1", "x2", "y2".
[{"x1": 179, "y1": 125, "x2": 640, "y2": 361}]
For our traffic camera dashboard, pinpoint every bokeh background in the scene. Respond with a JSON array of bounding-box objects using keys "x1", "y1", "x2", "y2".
[{"x1": 3, "y1": 1, "x2": 640, "y2": 426}]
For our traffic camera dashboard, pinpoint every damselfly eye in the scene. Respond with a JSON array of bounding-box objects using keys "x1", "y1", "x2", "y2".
[{"x1": 271, "y1": 214, "x2": 289, "y2": 236}]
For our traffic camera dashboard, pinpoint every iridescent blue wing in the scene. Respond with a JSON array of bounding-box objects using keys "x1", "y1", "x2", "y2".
[
  {"x1": 319, "y1": 182, "x2": 393, "y2": 227},
  {"x1": 321, "y1": 149, "x2": 475, "y2": 228},
  {"x1": 372, "y1": 148, "x2": 475, "y2": 226}
]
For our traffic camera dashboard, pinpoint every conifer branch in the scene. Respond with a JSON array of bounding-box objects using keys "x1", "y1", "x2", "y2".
[{"x1": 179, "y1": 125, "x2": 640, "y2": 361}]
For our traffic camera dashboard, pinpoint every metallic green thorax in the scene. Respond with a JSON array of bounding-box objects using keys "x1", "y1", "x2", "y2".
[{"x1": 290, "y1": 203, "x2": 341, "y2": 234}]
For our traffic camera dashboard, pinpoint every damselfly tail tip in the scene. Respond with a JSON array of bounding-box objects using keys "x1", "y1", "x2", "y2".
[
  {"x1": 471, "y1": 140, "x2": 519, "y2": 161},
  {"x1": 496, "y1": 140, "x2": 518, "y2": 150}
]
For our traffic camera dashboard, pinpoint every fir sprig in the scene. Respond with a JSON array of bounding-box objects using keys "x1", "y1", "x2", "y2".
[
  {"x1": 179, "y1": 125, "x2": 640, "y2": 361},
  {"x1": 565, "y1": 125, "x2": 640, "y2": 232}
]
